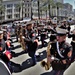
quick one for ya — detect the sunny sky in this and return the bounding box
[64,0,75,9]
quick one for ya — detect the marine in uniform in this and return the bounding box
[0,30,12,72]
[24,22,38,66]
[68,29,75,63]
[42,25,72,75]
[0,30,21,73]
[0,31,6,53]
[39,23,47,47]
[40,29,47,47]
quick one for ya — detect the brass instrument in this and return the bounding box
[40,42,51,70]
[18,33,22,43]
[21,36,26,50]
[19,27,26,50]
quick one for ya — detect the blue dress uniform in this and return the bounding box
[0,30,12,72]
[48,25,72,75]
[68,29,75,63]
[24,22,38,66]
[40,29,47,47]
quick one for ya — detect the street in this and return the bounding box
[11,25,75,75]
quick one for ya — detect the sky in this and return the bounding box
[64,0,75,9]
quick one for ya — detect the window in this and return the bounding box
[27,1,29,2]
[7,4,13,8]
[7,15,12,19]
[28,13,29,17]
[28,8,29,12]
[14,4,18,7]
[14,9,19,12]
[7,9,12,13]
[28,4,29,7]
[25,13,27,17]
[14,14,19,18]
[25,9,27,12]
[25,4,27,7]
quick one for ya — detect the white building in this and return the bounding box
[0,0,32,22]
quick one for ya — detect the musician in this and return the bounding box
[62,19,67,27]
[68,29,75,63]
[22,25,27,37]
[0,30,13,72]
[47,25,72,75]
[0,30,21,73]
[24,22,38,66]
[14,24,22,42]
[14,24,19,42]
[40,23,47,47]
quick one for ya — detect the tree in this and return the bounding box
[40,5,48,19]
[0,1,5,24]
[31,0,33,20]
[37,0,40,19]
[40,0,54,19]
[0,0,2,3]
[47,0,54,19]
[15,4,21,19]
[56,2,63,20]
[37,0,48,19]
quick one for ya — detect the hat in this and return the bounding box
[63,19,66,22]
[39,23,45,26]
[52,17,57,24]
[56,25,68,36]
[26,22,32,26]
[26,21,35,26]
[0,30,3,34]
[1,29,7,32]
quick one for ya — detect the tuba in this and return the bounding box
[40,42,51,70]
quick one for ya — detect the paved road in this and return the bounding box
[11,25,75,75]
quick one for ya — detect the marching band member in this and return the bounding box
[40,23,47,47]
[68,29,75,63]
[0,30,12,73]
[24,22,38,66]
[41,25,72,75]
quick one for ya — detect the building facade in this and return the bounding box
[0,0,74,23]
[32,0,46,19]
[0,0,32,23]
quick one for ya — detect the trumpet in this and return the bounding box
[40,42,51,70]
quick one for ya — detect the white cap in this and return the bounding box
[0,31,3,34]
[56,25,68,35]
